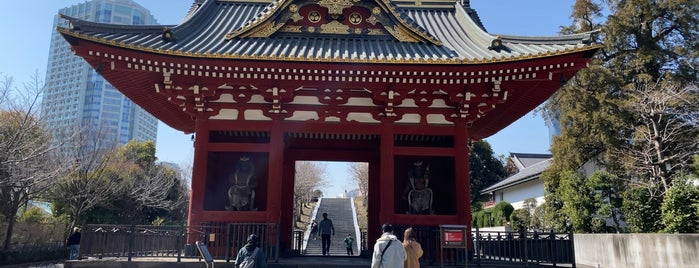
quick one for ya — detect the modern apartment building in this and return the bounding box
[42,0,158,149]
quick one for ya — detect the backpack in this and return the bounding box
[239,247,259,268]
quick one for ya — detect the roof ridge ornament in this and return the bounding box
[488,35,506,52]
[318,0,360,15]
[224,0,441,45]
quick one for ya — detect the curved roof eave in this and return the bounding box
[56,1,601,64]
[58,14,175,34]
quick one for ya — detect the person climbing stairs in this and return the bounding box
[304,198,358,256]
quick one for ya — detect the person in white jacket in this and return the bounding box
[371,224,407,268]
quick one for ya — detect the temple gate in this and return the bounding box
[57,0,599,258]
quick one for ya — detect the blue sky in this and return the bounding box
[0,0,576,197]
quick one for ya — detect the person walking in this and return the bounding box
[371,223,406,268]
[318,212,335,255]
[344,233,354,255]
[234,234,267,268]
[67,226,81,260]
[403,227,423,268]
[310,219,318,240]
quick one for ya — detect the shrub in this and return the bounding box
[18,207,48,224]
[661,177,699,233]
[623,186,663,232]
[492,202,514,225]
[0,243,66,266]
[510,208,531,232]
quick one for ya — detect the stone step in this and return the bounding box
[306,198,358,256]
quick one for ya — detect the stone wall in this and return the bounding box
[574,234,699,268]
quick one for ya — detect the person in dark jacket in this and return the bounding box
[317,212,335,255]
[67,227,81,260]
[235,234,267,268]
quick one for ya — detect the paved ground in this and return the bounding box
[13,258,591,268]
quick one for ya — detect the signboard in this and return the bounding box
[439,225,469,268]
[443,229,465,247]
[195,241,214,264]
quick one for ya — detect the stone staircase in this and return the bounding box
[305,198,358,256]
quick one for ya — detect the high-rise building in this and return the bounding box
[42,0,158,149]
[544,109,561,145]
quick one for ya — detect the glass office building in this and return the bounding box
[42,0,158,149]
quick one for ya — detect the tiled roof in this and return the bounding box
[481,154,551,193]
[57,0,598,64]
[509,152,552,169]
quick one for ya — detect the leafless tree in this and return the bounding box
[110,140,188,223]
[294,161,327,220]
[619,82,699,195]
[177,155,193,188]
[0,72,65,250]
[126,164,185,211]
[50,128,123,229]
[348,162,369,207]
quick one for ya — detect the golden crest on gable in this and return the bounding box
[348,12,363,25]
[318,0,359,15]
[320,21,350,34]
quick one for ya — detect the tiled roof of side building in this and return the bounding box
[481,154,552,194]
[510,152,552,169]
[57,0,599,64]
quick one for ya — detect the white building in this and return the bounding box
[481,153,551,210]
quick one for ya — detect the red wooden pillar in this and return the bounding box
[279,153,296,251]
[367,156,381,247]
[267,120,284,223]
[454,120,470,223]
[187,116,209,243]
[454,120,472,246]
[378,122,395,235]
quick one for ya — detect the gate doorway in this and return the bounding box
[279,137,379,257]
[291,161,370,257]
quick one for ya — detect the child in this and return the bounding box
[344,233,354,255]
[310,220,318,240]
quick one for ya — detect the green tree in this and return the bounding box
[622,186,663,232]
[542,0,699,232]
[558,170,595,232]
[661,177,699,233]
[469,140,506,207]
[76,140,188,224]
[587,171,624,233]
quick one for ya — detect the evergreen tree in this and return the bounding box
[587,171,625,232]
[468,140,506,207]
[542,0,699,232]
[622,186,663,232]
[660,176,699,233]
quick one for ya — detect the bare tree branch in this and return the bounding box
[348,162,369,206]
[0,72,66,249]
[618,82,699,195]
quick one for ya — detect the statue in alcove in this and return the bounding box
[226,156,257,211]
[404,161,434,215]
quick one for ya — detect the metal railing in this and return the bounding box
[291,229,303,255]
[81,225,186,261]
[472,228,575,267]
[79,223,574,267]
[80,223,280,262]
